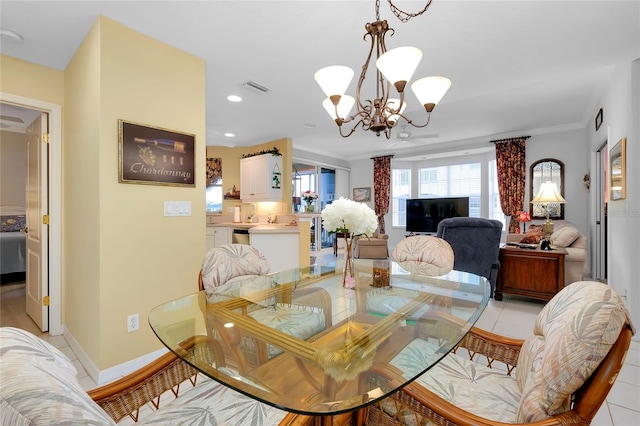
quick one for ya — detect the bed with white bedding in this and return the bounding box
[1,206,27,275]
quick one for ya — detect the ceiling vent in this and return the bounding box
[243,80,270,93]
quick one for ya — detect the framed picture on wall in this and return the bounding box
[118,119,195,187]
[353,187,371,202]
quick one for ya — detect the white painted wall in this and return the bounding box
[586,60,639,337]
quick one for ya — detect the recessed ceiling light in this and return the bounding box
[304,124,316,129]
[224,133,235,138]
[227,95,242,102]
[0,29,23,42]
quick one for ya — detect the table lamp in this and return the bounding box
[517,210,531,232]
[532,180,565,250]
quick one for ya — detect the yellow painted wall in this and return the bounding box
[63,18,102,363]
[0,55,64,103]
[64,17,206,369]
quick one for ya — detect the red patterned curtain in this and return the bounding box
[373,155,392,233]
[494,137,529,233]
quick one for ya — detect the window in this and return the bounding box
[206,185,222,213]
[488,160,506,230]
[392,169,411,226]
[418,163,481,217]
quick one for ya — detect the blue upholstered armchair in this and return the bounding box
[436,217,503,297]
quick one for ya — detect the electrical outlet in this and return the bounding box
[127,313,139,332]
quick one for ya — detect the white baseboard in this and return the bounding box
[64,329,168,386]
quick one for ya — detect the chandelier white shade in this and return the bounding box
[411,76,452,112]
[322,95,355,120]
[386,98,406,124]
[314,66,354,99]
[376,46,422,90]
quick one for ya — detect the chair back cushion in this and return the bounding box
[435,217,503,282]
[391,236,454,276]
[0,327,116,425]
[515,281,634,422]
[201,244,270,290]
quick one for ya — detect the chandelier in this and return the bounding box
[314,0,451,139]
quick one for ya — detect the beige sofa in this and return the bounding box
[353,231,389,259]
[507,221,588,285]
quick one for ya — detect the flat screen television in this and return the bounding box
[405,197,469,233]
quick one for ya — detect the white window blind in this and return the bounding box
[392,168,411,226]
[418,163,481,217]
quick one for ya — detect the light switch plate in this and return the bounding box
[164,201,192,216]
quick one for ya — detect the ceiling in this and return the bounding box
[1,1,638,161]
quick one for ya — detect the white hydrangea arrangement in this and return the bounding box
[321,197,378,237]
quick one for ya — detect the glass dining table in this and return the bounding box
[149,259,490,425]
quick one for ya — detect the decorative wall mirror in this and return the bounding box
[530,158,564,219]
[609,138,626,200]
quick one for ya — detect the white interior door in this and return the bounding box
[25,112,49,331]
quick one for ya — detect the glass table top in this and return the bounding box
[149,259,489,416]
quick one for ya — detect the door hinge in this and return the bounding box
[42,214,50,225]
[43,296,50,306]
[42,133,50,143]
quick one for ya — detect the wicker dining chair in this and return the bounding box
[365,280,635,426]
[198,244,332,372]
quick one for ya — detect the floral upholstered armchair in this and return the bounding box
[366,280,635,425]
[0,327,314,425]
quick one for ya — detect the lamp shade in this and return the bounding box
[314,66,354,98]
[517,211,531,222]
[386,98,407,125]
[322,95,355,120]
[532,181,566,203]
[376,46,422,88]
[411,76,452,112]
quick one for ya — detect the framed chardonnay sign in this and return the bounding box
[118,119,195,187]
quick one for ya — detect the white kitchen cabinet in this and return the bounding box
[240,154,283,202]
[206,227,216,252]
[213,226,231,248]
[250,232,300,272]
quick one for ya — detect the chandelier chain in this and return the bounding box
[386,0,434,23]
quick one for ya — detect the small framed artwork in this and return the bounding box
[595,108,603,131]
[353,187,371,202]
[609,137,626,200]
[119,120,195,187]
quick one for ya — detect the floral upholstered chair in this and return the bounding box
[360,236,456,320]
[0,327,311,425]
[367,280,635,425]
[199,244,331,371]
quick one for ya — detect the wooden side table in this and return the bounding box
[495,245,567,301]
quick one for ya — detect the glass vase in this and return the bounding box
[342,233,355,288]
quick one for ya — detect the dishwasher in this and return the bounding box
[232,228,250,245]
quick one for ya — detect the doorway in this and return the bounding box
[594,142,608,282]
[0,94,62,335]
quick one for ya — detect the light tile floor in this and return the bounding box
[1,261,639,425]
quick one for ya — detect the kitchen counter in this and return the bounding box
[249,224,300,234]
[205,221,311,271]
[208,222,300,233]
